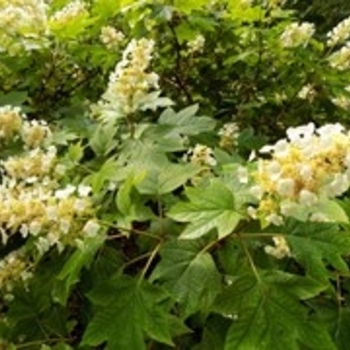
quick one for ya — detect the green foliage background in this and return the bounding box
[1,0,350,349]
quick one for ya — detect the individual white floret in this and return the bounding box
[327,16,350,46]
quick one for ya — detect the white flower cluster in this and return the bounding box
[0,106,23,140]
[21,119,51,149]
[0,105,50,148]
[280,22,315,48]
[250,123,350,225]
[95,38,171,121]
[100,26,125,49]
[0,250,32,295]
[264,236,291,259]
[297,84,316,101]
[0,106,101,276]
[2,146,57,182]
[187,144,217,168]
[0,0,48,53]
[50,0,87,25]
[329,43,350,70]
[327,16,350,46]
[187,35,205,54]
[0,143,100,254]
[331,86,350,109]
[185,144,217,185]
[218,122,239,149]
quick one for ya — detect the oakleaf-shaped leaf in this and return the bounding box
[136,163,199,195]
[82,276,183,349]
[53,236,105,305]
[169,180,242,239]
[284,219,350,280]
[150,240,221,317]
[158,105,216,136]
[212,271,335,350]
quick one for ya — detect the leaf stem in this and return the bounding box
[237,232,283,238]
[99,220,162,240]
[236,233,262,283]
[138,242,162,283]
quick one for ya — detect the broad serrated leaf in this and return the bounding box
[212,271,335,350]
[150,240,221,317]
[193,316,231,350]
[310,301,350,350]
[0,91,27,107]
[169,180,242,239]
[116,172,146,215]
[87,158,119,194]
[53,236,105,305]
[158,105,216,136]
[89,122,118,156]
[284,219,350,280]
[136,163,199,195]
[82,276,182,349]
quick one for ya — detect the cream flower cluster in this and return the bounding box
[327,16,350,46]
[280,22,315,48]
[264,236,291,259]
[250,123,350,225]
[2,146,57,182]
[187,35,205,54]
[0,250,32,295]
[0,106,101,294]
[50,0,87,25]
[0,0,48,53]
[185,144,217,185]
[329,43,350,70]
[0,147,99,255]
[0,105,51,148]
[187,144,217,168]
[100,26,125,49]
[4,183,97,254]
[21,119,51,149]
[0,106,23,140]
[297,84,316,101]
[219,122,239,149]
[95,38,171,121]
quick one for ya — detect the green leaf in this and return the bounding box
[88,158,119,194]
[0,91,27,107]
[136,163,199,195]
[310,301,350,350]
[317,200,349,223]
[92,0,121,18]
[169,180,242,239]
[53,236,105,305]
[67,142,84,164]
[116,172,146,215]
[82,276,182,349]
[158,105,216,136]
[212,271,335,350]
[174,0,207,13]
[115,172,153,229]
[284,220,350,280]
[89,122,118,156]
[150,240,221,317]
[193,315,231,350]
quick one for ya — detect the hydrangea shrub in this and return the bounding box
[1,0,350,349]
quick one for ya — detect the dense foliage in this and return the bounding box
[2,0,350,349]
